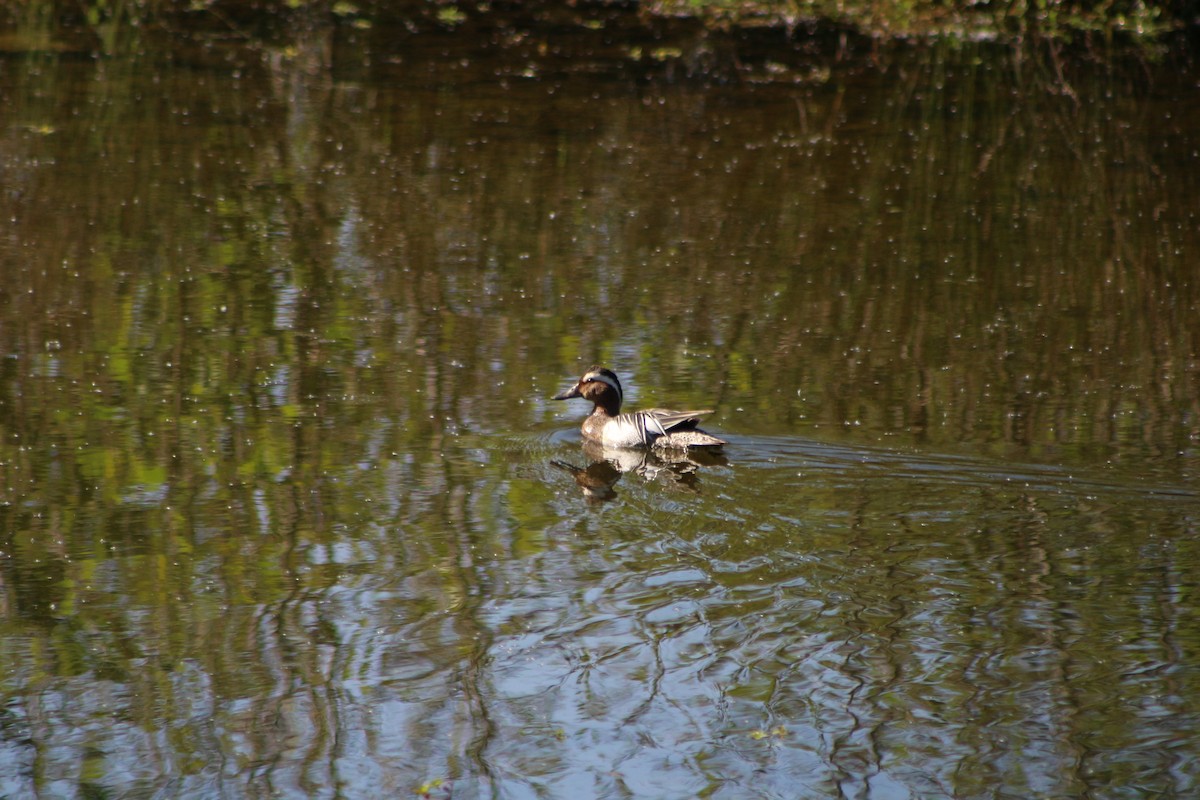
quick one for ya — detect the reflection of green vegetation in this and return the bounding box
[0,0,1187,46]
[435,6,466,26]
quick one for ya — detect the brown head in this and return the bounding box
[552,366,624,416]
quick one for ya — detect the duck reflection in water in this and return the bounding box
[552,440,728,503]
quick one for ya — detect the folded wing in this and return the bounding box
[611,409,715,447]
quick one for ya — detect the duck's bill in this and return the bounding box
[552,385,581,400]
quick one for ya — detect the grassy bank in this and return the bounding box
[0,0,1190,45]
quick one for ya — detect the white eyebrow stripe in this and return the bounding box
[582,371,622,403]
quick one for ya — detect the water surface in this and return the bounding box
[1,26,1198,799]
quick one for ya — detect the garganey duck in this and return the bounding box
[552,366,725,450]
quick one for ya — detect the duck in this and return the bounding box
[552,366,725,450]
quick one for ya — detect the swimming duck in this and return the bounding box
[552,366,725,450]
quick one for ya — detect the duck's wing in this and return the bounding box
[605,409,710,446]
[643,408,725,448]
[640,408,713,432]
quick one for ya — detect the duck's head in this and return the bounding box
[552,366,623,414]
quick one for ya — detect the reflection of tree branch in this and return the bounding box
[973,106,1017,178]
[1047,39,1079,104]
[442,481,498,787]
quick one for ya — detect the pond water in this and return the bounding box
[1,20,1199,799]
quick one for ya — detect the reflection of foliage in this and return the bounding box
[416,776,450,797]
[0,0,1187,47]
